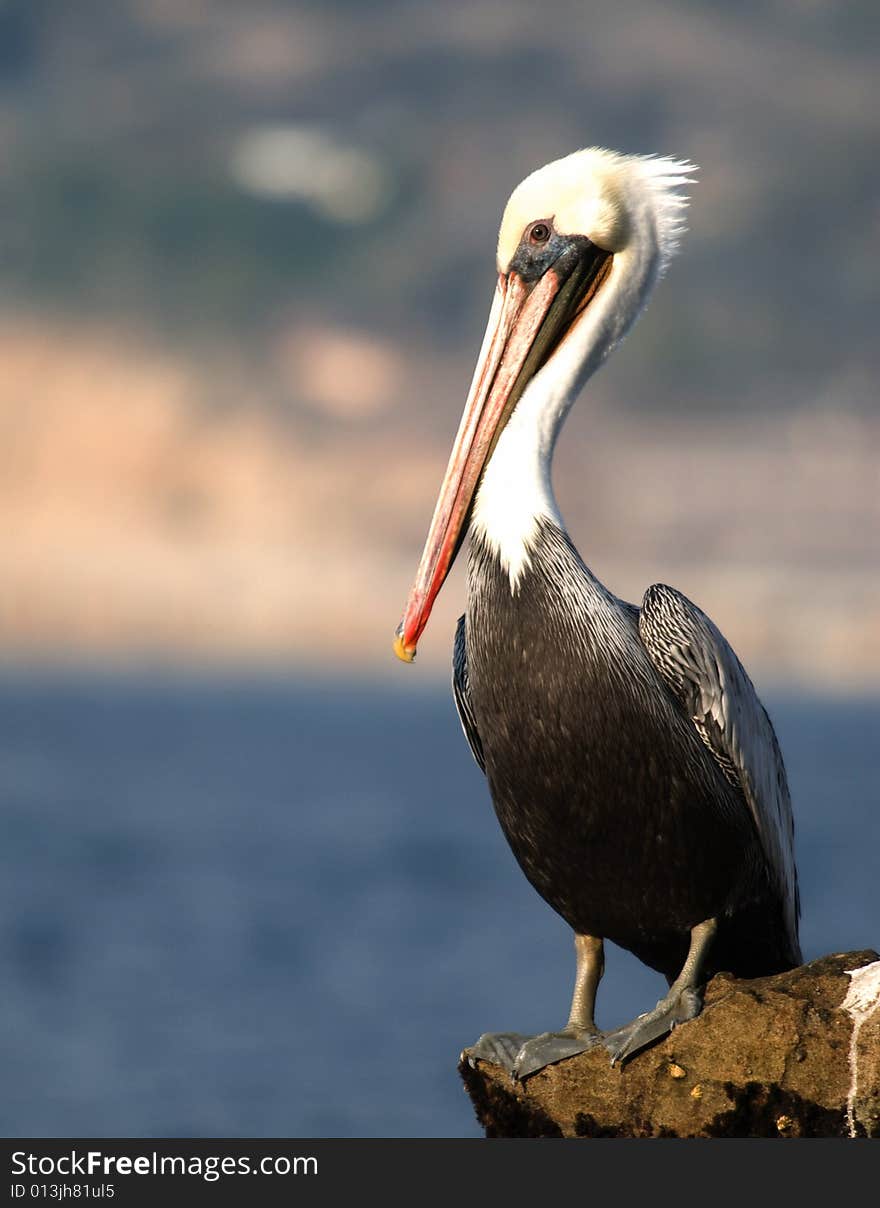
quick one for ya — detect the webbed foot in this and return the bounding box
[603,986,703,1065]
[513,1028,602,1079]
[462,1032,530,1074]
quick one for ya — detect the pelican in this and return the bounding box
[393,148,801,1077]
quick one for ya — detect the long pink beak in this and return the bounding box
[393,266,573,663]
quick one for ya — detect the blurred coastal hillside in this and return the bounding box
[0,0,877,687]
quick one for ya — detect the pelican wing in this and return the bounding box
[452,615,486,773]
[638,583,800,946]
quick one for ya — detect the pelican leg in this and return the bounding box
[509,934,604,1079]
[463,934,605,1077]
[603,917,717,1066]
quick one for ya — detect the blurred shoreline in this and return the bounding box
[2,309,876,692]
[1,1,877,693]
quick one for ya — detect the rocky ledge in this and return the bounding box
[459,950,880,1138]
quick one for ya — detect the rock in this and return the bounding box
[458,950,880,1138]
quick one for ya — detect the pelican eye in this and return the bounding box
[528,221,551,244]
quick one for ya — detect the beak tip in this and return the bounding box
[393,629,417,664]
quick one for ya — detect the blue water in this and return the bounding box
[1,671,877,1137]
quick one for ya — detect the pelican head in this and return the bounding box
[394,148,695,663]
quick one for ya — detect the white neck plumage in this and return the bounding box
[470,219,664,589]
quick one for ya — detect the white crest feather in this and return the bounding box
[626,153,697,275]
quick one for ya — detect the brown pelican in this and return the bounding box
[393,148,801,1077]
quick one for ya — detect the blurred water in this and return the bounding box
[1,671,877,1138]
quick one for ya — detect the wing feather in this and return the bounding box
[639,583,800,949]
[452,614,486,773]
